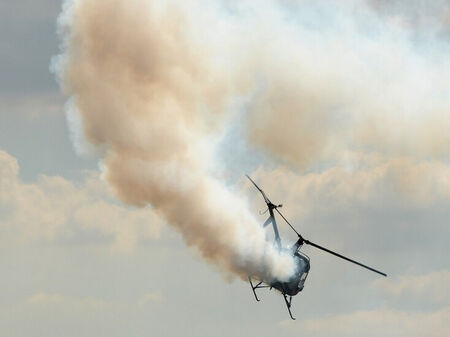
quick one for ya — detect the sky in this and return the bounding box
[0,1,449,336]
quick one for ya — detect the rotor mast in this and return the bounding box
[246,175,282,249]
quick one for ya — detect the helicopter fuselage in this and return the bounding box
[270,251,310,296]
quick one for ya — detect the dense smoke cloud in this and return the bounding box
[52,0,296,282]
[238,0,450,168]
[52,0,449,281]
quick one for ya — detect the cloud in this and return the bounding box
[250,154,450,215]
[373,270,450,309]
[244,154,450,277]
[27,292,107,310]
[27,291,165,310]
[137,291,164,307]
[27,292,105,308]
[0,149,163,252]
[282,306,450,337]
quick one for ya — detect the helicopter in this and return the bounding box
[245,175,387,320]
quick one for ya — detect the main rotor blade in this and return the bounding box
[274,208,301,237]
[262,216,281,250]
[246,175,271,204]
[303,239,387,277]
[275,205,386,276]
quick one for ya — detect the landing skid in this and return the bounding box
[248,277,261,301]
[248,277,296,320]
[283,293,296,320]
[248,277,271,302]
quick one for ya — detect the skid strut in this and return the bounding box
[248,277,271,302]
[248,277,261,302]
[283,294,296,320]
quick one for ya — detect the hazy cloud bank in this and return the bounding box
[0,149,163,252]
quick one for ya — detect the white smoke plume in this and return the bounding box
[52,0,450,281]
[238,0,450,168]
[51,0,296,282]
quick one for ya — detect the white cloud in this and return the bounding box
[373,270,450,308]
[250,154,450,214]
[27,292,108,310]
[247,154,450,237]
[282,306,450,337]
[244,154,450,276]
[0,149,164,252]
[137,291,164,307]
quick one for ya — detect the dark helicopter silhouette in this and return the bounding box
[246,175,387,320]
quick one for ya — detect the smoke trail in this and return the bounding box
[52,0,296,281]
[52,0,449,281]
[235,0,450,168]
